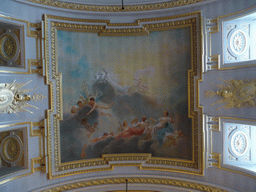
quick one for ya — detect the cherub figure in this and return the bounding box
[86,97,115,116]
[70,98,86,114]
[81,119,91,130]
[70,106,79,114]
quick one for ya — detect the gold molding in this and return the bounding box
[102,154,151,162]
[208,153,221,168]
[30,120,46,172]
[45,11,203,179]
[209,116,219,122]
[40,177,227,192]
[106,191,156,192]
[47,14,199,36]
[31,157,46,173]
[27,22,41,38]
[206,115,221,168]
[27,0,207,12]
[27,59,44,75]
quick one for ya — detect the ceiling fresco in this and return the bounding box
[44,12,203,179]
[58,28,192,162]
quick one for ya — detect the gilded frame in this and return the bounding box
[44,11,203,179]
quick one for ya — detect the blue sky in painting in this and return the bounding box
[57,28,191,132]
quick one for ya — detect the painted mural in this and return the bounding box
[57,28,192,163]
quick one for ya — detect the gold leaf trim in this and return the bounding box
[27,0,207,12]
[41,177,227,192]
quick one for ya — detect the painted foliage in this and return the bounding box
[57,28,192,162]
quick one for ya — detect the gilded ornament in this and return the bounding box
[0,81,37,115]
[41,177,227,192]
[27,0,207,12]
[0,33,19,61]
[209,78,256,110]
[6,138,19,159]
[204,90,216,97]
[32,93,46,102]
[4,38,15,56]
[0,133,23,166]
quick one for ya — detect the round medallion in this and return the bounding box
[0,33,19,61]
[36,94,45,101]
[0,135,23,164]
[230,131,248,156]
[230,30,247,55]
[205,90,216,97]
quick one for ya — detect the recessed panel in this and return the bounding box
[0,128,27,178]
[45,12,202,179]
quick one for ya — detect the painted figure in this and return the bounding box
[86,97,115,116]
[77,100,85,110]
[151,111,174,134]
[132,116,149,130]
[142,111,175,146]
[70,106,78,114]
[152,110,175,146]
[116,117,147,140]
[81,119,91,130]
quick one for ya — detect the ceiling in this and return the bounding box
[0,0,256,192]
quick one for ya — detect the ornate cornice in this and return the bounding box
[26,0,207,12]
[41,177,227,192]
